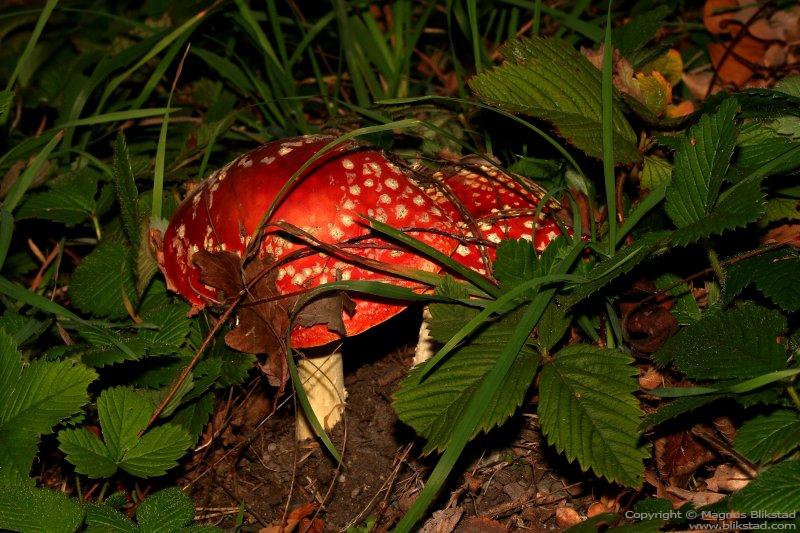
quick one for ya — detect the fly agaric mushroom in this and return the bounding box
[155,135,463,440]
[413,161,567,365]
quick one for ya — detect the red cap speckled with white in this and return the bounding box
[423,162,566,272]
[157,135,459,348]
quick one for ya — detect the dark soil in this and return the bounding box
[183,308,598,531]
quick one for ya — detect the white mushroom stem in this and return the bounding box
[413,306,435,367]
[296,350,347,441]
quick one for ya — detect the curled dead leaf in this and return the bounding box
[555,506,583,528]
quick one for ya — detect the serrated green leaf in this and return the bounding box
[669,176,765,246]
[775,75,800,97]
[641,155,672,191]
[138,303,191,351]
[59,387,191,479]
[665,98,738,228]
[0,482,84,533]
[98,387,153,461]
[653,304,787,379]
[761,197,800,225]
[84,487,220,533]
[729,460,800,514]
[69,241,136,319]
[85,504,136,533]
[394,309,539,453]
[726,249,800,312]
[16,170,98,225]
[642,394,727,428]
[136,487,194,532]
[736,122,800,176]
[172,393,215,442]
[120,423,192,478]
[493,239,542,290]
[112,133,140,250]
[735,410,800,464]
[537,299,571,352]
[538,344,647,487]
[469,36,640,163]
[0,329,96,480]
[79,337,148,368]
[57,428,118,478]
[565,232,670,308]
[612,5,672,57]
[426,276,474,343]
[655,273,701,325]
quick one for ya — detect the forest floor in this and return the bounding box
[183,309,598,531]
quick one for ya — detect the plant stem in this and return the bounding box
[787,384,800,411]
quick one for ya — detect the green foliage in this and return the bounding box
[16,169,106,226]
[641,155,672,191]
[394,304,539,453]
[729,460,800,514]
[612,5,672,58]
[113,133,141,251]
[726,249,800,312]
[84,487,221,532]
[665,99,764,245]
[68,242,137,320]
[59,387,192,478]
[469,36,640,163]
[734,410,800,464]
[538,344,647,487]
[654,304,787,379]
[0,329,96,480]
[4,2,800,530]
[0,481,84,533]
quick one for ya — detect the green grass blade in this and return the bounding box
[151,45,189,223]
[5,0,59,91]
[467,0,482,73]
[602,4,617,255]
[616,184,667,246]
[97,5,213,113]
[418,272,585,381]
[0,210,13,272]
[366,218,500,298]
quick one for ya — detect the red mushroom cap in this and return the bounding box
[158,135,460,348]
[422,162,568,272]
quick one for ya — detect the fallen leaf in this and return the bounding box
[763,43,788,68]
[193,250,294,391]
[259,503,318,533]
[457,516,507,532]
[708,36,767,87]
[667,486,727,507]
[655,429,716,487]
[419,508,464,533]
[555,507,582,528]
[642,49,684,86]
[704,0,740,35]
[682,70,720,100]
[639,367,664,390]
[705,463,752,492]
[665,100,696,118]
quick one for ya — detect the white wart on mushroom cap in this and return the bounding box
[158,135,461,348]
